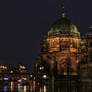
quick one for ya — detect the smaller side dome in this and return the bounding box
[86,26,92,38]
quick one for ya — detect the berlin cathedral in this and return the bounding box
[35,4,92,92]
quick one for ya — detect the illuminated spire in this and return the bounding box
[61,3,66,18]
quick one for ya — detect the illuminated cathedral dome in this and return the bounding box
[48,18,79,35]
[48,4,80,37]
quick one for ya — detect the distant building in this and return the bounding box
[0,64,32,91]
[0,64,30,81]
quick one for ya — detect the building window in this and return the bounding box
[60,41,70,49]
[51,40,58,48]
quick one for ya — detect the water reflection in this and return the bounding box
[0,80,79,92]
[1,81,30,92]
[4,85,8,92]
[18,83,21,92]
[10,81,14,92]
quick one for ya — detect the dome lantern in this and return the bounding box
[48,3,80,37]
[61,3,66,18]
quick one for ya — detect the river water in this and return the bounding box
[0,79,79,92]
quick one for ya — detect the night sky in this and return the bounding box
[0,0,92,70]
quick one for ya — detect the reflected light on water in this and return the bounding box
[44,85,46,92]
[30,82,33,91]
[39,85,47,92]
[18,83,22,92]
[4,85,8,92]
[11,81,14,92]
[33,79,36,91]
[0,79,79,92]
[40,87,43,92]
[23,85,27,92]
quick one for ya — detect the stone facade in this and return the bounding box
[35,4,92,92]
[36,5,83,77]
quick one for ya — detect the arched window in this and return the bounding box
[51,39,59,48]
[60,40,70,49]
[72,40,77,48]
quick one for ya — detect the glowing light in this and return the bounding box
[43,75,47,79]
[23,77,27,80]
[20,65,26,69]
[33,79,36,91]
[0,65,7,69]
[23,85,27,92]
[40,67,44,70]
[18,84,22,91]
[30,75,32,78]
[10,70,13,73]
[4,85,8,91]
[18,79,22,83]
[44,85,47,92]
[3,78,9,81]
[10,81,14,91]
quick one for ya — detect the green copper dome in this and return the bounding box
[48,18,80,36]
[86,28,92,37]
